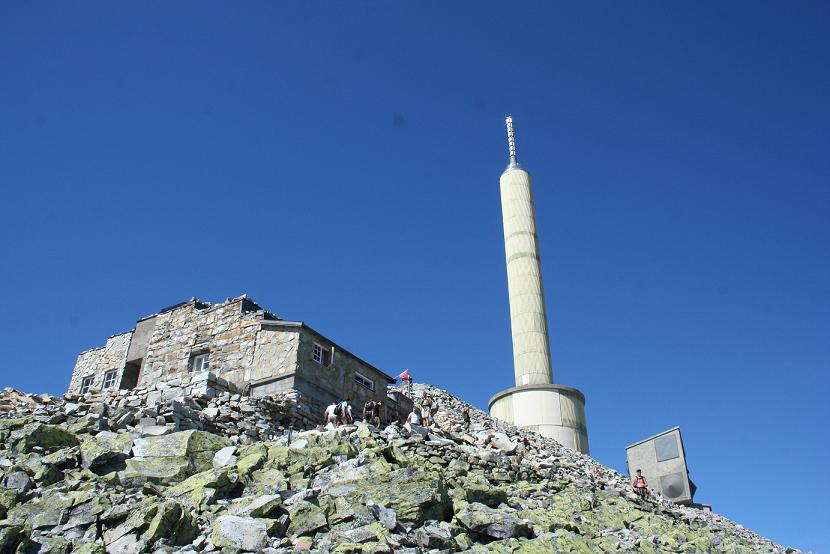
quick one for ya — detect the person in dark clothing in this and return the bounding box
[373,401,383,428]
[363,400,375,424]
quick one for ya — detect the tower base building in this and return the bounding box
[489,384,589,453]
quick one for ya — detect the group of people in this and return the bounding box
[323,398,353,426]
[323,397,385,428]
[328,394,651,502]
[405,392,434,428]
[323,392,475,432]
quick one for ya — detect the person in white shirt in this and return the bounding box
[405,408,421,430]
[323,403,337,425]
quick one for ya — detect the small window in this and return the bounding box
[312,343,331,366]
[354,372,374,391]
[191,352,210,372]
[102,370,118,389]
[655,435,680,462]
[80,376,94,394]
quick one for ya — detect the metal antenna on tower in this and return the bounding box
[505,115,518,167]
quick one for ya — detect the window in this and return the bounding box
[312,343,331,366]
[654,435,680,462]
[191,352,210,372]
[80,376,94,394]
[354,372,374,391]
[103,370,118,389]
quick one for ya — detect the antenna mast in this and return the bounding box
[505,115,518,167]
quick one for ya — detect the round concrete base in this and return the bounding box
[488,384,589,454]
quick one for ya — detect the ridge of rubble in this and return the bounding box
[0,384,804,553]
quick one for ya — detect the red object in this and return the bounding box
[397,369,412,381]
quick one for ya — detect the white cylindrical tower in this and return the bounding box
[489,116,590,454]
[500,115,553,387]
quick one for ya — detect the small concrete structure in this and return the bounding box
[488,116,589,453]
[625,426,696,505]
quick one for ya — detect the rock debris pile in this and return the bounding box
[1,385,301,446]
[0,384,801,553]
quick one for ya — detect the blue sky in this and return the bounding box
[1,2,828,551]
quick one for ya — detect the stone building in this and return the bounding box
[68,295,411,423]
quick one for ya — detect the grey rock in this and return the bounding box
[213,446,237,468]
[211,515,268,551]
[3,471,33,493]
[455,502,534,539]
[368,501,397,531]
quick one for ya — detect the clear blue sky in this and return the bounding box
[1,2,827,551]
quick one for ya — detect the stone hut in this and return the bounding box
[68,295,411,423]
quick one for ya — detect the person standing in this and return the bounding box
[337,398,351,426]
[344,398,353,425]
[462,406,471,431]
[362,399,374,423]
[420,393,433,427]
[373,401,383,428]
[632,469,649,500]
[405,408,421,430]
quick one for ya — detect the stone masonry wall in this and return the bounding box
[249,326,300,383]
[67,332,132,394]
[138,299,263,389]
[295,327,393,422]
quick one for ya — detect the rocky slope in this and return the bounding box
[0,384,801,553]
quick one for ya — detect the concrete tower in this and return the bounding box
[488,116,590,454]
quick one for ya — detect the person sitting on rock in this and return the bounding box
[420,393,433,427]
[632,469,649,499]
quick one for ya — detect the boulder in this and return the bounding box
[7,492,76,529]
[15,423,79,452]
[231,494,282,518]
[121,430,232,485]
[455,502,534,540]
[2,471,32,494]
[464,482,508,508]
[332,467,450,526]
[368,501,397,531]
[213,445,237,468]
[288,500,328,536]
[489,432,517,454]
[164,467,238,509]
[80,431,133,470]
[211,515,268,551]
[143,500,197,545]
[414,522,455,550]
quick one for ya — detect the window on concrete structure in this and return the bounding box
[312,343,331,366]
[80,376,94,394]
[655,435,680,462]
[191,352,210,372]
[354,372,375,391]
[103,370,118,389]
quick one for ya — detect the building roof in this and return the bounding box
[261,319,397,383]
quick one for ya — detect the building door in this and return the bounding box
[120,361,141,390]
